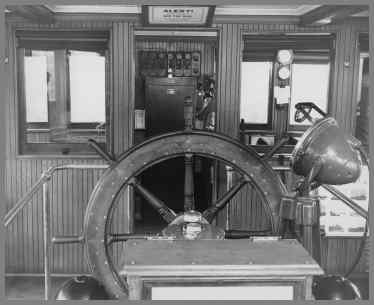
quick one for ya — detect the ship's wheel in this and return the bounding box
[83,130,287,299]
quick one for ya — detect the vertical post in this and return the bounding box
[43,181,52,300]
[225,166,233,231]
[184,154,195,211]
[295,197,321,265]
[127,276,143,300]
[184,96,195,211]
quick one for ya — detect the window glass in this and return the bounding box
[24,52,52,123]
[319,165,369,237]
[290,63,330,125]
[69,51,106,123]
[240,62,272,124]
[18,35,108,154]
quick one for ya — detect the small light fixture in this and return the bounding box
[277,49,294,65]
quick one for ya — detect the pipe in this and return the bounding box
[52,235,84,244]
[4,164,109,227]
[321,184,368,220]
[43,182,51,300]
[4,173,49,227]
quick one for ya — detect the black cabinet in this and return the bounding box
[145,77,197,137]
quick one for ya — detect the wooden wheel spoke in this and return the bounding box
[184,153,195,211]
[129,178,177,223]
[202,178,249,223]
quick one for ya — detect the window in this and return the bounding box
[289,61,330,127]
[319,164,369,237]
[240,61,272,126]
[240,34,333,135]
[17,31,109,155]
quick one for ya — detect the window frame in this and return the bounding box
[240,58,275,130]
[240,34,335,144]
[288,54,332,132]
[16,30,110,156]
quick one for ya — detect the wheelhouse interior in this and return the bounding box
[2,3,370,300]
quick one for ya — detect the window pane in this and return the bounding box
[69,51,106,123]
[24,53,49,122]
[240,62,271,124]
[290,63,330,125]
[319,165,369,237]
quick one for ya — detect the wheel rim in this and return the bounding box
[83,130,287,298]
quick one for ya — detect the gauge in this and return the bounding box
[278,66,291,80]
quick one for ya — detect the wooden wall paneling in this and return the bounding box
[109,21,134,267]
[330,22,362,133]
[348,30,361,134]
[321,237,368,275]
[320,231,366,275]
[4,19,132,274]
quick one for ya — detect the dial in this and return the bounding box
[278,66,291,80]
